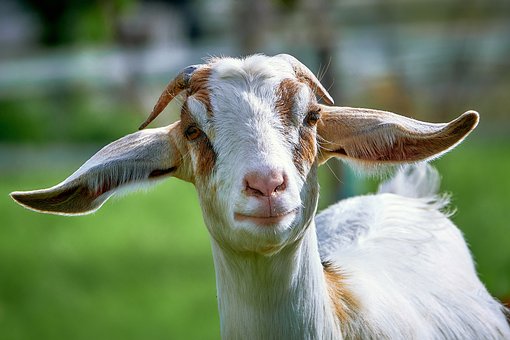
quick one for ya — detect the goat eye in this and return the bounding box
[184,125,202,140]
[305,109,321,126]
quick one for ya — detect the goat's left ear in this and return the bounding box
[10,122,191,215]
[317,106,479,165]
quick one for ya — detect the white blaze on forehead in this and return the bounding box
[206,56,302,171]
[211,55,296,81]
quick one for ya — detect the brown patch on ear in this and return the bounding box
[317,107,480,164]
[189,67,213,115]
[333,118,475,163]
[323,261,359,326]
[349,112,478,162]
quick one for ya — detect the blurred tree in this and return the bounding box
[19,0,134,45]
[373,0,415,117]
[233,0,272,54]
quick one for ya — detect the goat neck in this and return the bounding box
[210,220,341,339]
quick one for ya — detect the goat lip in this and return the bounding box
[234,208,298,226]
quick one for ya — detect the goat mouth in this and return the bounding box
[234,208,298,226]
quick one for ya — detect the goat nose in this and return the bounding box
[244,170,287,197]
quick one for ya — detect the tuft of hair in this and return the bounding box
[377,163,452,215]
[378,163,439,198]
[338,158,398,179]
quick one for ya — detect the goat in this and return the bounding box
[10,54,510,339]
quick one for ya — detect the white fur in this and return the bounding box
[196,56,311,255]
[317,164,509,339]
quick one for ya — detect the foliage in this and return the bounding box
[0,94,141,144]
[18,0,134,45]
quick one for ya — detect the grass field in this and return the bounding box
[1,138,509,339]
[1,173,220,339]
[434,139,510,299]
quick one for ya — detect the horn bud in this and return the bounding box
[276,54,334,105]
[139,64,204,130]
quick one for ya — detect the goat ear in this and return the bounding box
[10,122,191,215]
[317,106,479,165]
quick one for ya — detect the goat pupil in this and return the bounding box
[185,126,201,140]
[306,111,320,126]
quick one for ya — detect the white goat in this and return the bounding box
[11,54,510,339]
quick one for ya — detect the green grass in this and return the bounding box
[0,138,509,339]
[0,171,220,340]
[434,138,510,299]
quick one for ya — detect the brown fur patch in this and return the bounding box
[275,78,300,127]
[337,133,459,163]
[276,79,318,175]
[323,262,359,326]
[180,102,195,130]
[180,103,216,178]
[318,107,479,164]
[195,136,216,177]
[168,121,195,183]
[293,127,317,176]
[189,67,213,115]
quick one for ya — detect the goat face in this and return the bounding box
[10,54,479,256]
[185,56,325,254]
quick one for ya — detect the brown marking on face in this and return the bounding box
[276,79,319,176]
[189,67,213,115]
[167,121,195,183]
[323,261,359,326]
[296,75,316,95]
[180,103,216,179]
[293,127,317,176]
[275,78,300,128]
[195,135,216,178]
[180,102,195,131]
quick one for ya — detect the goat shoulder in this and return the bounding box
[316,165,510,339]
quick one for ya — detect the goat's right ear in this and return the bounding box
[316,106,479,166]
[10,122,191,215]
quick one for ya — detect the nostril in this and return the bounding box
[245,183,265,197]
[243,170,287,197]
[275,182,286,193]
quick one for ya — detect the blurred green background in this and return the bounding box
[1,0,509,339]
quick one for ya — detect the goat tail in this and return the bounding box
[377,163,442,199]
